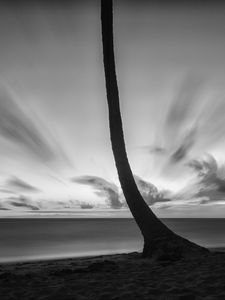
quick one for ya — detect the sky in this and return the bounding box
[1,0,225,217]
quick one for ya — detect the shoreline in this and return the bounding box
[1,249,225,299]
[1,246,225,264]
[0,246,225,265]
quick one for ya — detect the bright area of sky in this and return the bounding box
[1,1,225,217]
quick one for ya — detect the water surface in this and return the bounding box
[0,218,225,263]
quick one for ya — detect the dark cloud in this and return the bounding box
[187,154,225,201]
[0,84,71,165]
[134,175,170,205]
[72,175,123,209]
[5,176,40,193]
[79,202,94,209]
[6,195,40,210]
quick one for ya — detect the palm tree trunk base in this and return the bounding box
[142,234,209,261]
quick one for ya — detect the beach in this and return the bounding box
[1,218,225,299]
[1,249,225,300]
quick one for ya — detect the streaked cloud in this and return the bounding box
[170,125,197,163]
[5,176,40,193]
[0,83,71,166]
[141,76,203,169]
[165,76,202,141]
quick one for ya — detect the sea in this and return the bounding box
[0,218,225,263]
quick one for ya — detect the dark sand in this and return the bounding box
[0,249,225,300]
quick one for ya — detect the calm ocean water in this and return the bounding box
[0,218,225,263]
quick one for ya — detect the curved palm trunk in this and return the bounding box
[101,0,208,258]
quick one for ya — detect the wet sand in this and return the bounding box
[0,249,225,300]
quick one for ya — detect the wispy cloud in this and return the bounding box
[140,145,167,156]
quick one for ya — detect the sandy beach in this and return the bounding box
[0,249,225,300]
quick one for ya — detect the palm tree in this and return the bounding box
[101,0,208,258]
